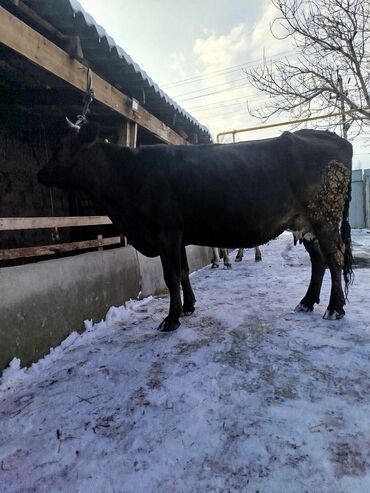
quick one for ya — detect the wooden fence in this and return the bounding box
[0,216,122,261]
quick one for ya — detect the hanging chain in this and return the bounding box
[75,68,94,125]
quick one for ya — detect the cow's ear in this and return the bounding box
[78,122,100,145]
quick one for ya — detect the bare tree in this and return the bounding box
[245,0,370,137]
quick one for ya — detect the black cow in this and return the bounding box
[38,122,353,331]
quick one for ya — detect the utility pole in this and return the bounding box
[337,70,349,140]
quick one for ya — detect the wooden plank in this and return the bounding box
[0,216,112,231]
[0,236,121,260]
[0,6,188,145]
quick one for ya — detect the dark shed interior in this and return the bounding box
[0,0,212,265]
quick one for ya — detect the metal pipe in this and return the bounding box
[216,106,366,142]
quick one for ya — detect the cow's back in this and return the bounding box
[125,130,352,249]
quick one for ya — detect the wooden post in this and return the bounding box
[97,234,103,251]
[116,120,136,250]
[116,120,137,247]
[117,120,138,148]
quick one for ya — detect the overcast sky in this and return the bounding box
[77,0,368,167]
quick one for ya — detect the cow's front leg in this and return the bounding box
[158,236,183,332]
[181,245,196,315]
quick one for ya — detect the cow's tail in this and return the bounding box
[341,177,354,300]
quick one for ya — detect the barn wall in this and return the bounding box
[0,130,120,262]
[0,245,212,372]
[0,132,71,249]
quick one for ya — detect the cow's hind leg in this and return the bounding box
[304,159,351,319]
[254,246,262,262]
[317,228,346,319]
[235,248,244,262]
[158,235,183,332]
[295,238,326,313]
[221,248,232,269]
[181,245,196,316]
[211,247,220,268]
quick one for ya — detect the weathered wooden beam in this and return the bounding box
[0,236,121,260]
[0,216,112,231]
[0,6,188,145]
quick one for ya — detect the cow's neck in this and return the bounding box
[77,143,135,230]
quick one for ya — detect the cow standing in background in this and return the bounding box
[38,123,353,331]
[211,247,262,268]
[235,247,262,263]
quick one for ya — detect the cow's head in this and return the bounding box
[37,119,100,189]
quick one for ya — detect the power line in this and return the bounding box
[177,81,253,103]
[162,66,244,89]
[171,75,253,99]
[162,50,297,89]
[173,54,303,104]
[187,95,250,111]
[189,101,249,113]
[188,95,268,113]
[186,91,273,111]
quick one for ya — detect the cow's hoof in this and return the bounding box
[323,309,345,320]
[183,305,195,316]
[235,257,242,262]
[294,303,313,313]
[255,257,262,262]
[158,317,180,332]
[224,264,232,270]
[211,263,219,269]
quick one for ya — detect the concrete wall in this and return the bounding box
[350,170,365,228]
[349,169,370,229]
[364,170,370,229]
[0,245,212,372]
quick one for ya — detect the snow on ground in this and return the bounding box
[1,231,370,493]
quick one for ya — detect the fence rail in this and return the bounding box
[0,216,121,261]
[0,216,112,231]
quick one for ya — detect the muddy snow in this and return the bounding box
[1,231,370,492]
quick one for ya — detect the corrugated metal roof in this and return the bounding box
[26,0,212,143]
